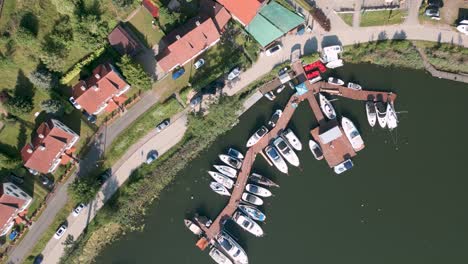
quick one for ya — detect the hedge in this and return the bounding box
[60,46,106,84]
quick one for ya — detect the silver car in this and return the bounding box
[156,119,170,132]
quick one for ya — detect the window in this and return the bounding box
[6,187,13,192]
[13,193,19,198]
[20,192,27,197]
[10,185,18,190]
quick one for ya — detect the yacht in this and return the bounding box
[184,219,203,235]
[214,165,237,178]
[347,82,362,90]
[246,126,269,147]
[365,101,377,127]
[308,139,323,160]
[208,171,234,189]
[210,182,231,196]
[238,204,266,222]
[219,154,242,169]
[233,211,264,237]
[375,102,387,128]
[249,173,280,188]
[209,247,233,264]
[334,159,354,174]
[341,116,365,151]
[227,148,244,160]
[245,184,272,197]
[268,109,283,128]
[264,146,288,174]
[327,77,344,86]
[386,102,398,130]
[273,137,300,167]
[281,128,302,151]
[217,232,249,264]
[242,192,264,206]
[319,93,336,119]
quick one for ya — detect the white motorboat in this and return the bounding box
[347,82,362,90]
[327,77,344,86]
[210,182,231,196]
[214,165,237,178]
[184,219,203,235]
[264,146,288,174]
[233,211,264,237]
[334,159,354,174]
[319,93,336,119]
[227,148,244,160]
[281,128,302,151]
[386,102,398,130]
[308,139,323,160]
[249,173,280,188]
[242,192,263,206]
[273,137,300,167]
[246,126,269,147]
[264,91,276,101]
[365,101,377,127]
[246,184,272,197]
[217,232,248,264]
[268,109,283,128]
[341,117,365,151]
[276,84,286,94]
[326,59,343,69]
[208,171,234,189]
[238,204,266,222]
[209,247,233,264]
[375,102,387,128]
[219,154,242,169]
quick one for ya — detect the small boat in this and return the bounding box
[347,82,362,90]
[242,192,263,206]
[184,219,203,235]
[249,173,280,188]
[308,139,323,160]
[210,182,231,196]
[246,184,272,197]
[264,91,276,101]
[319,93,336,119]
[341,117,364,151]
[325,59,344,69]
[281,128,302,151]
[227,148,244,160]
[273,137,300,167]
[386,102,398,130]
[334,159,354,174]
[219,154,242,169]
[375,102,387,128]
[217,232,248,264]
[365,101,377,127]
[208,171,234,189]
[209,247,233,264]
[264,146,288,174]
[268,109,283,128]
[276,84,286,94]
[214,165,237,178]
[238,204,266,222]
[246,126,269,147]
[233,211,264,237]
[327,77,344,86]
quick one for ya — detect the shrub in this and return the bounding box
[311,8,331,31]
[117,55,152,91]
[60,46,106,84]
[113,0,135,8]
[28,69,57,90]
[68,178,100,203]
[41,99,63,114]
[5,95,33,115]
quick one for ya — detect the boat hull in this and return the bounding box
[233,211,264,237]
[376,102,387,128]
[219,154,242,169]
[264,146,288,174]
[246,184,272,197]
[208,171,234,189]
[319,93,336,119]
[341,116,365,151]
[238,205,266,222]
[281,128,302,151]
[246,126,268,147]
[249,173,280,188]
[366,101,377,127]
[209,247,234,264]
[308,140,323,160]
[242,192,264,206]
[214,165,237,178]
[210,182,231,196]
[273,137,300,167]
[386,102,398,130]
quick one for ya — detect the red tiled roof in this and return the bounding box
[216,0,262,25]
[213,7,231,31]
[142,0,159,17]
[157,18,221,72]
[108,24,142,56]
[72,64,130,114]
[0,203,16,233]
[21,120,77,174]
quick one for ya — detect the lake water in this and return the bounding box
[96,64,468,264]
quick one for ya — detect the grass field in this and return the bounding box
[126,8,165,48]
[360,9,407,27]
[413,41,468,74]
[338,13,354,26]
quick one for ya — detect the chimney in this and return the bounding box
[38,133,44,139]
[27,148,33,154]
[95,73,101,79]
[39,144,46,151]
[176,35,181,40]
[93,85,99,91]
[195,21,200,26]
[80,85,86,91]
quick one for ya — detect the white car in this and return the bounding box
[194,58,205,69]
[72,203,86,217]
[54,225,67,239]
[265,44,282,56]
[227,67,241,81]
[69,97,81,109]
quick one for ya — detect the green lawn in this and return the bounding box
[0,0,16,31]
[360,9,407,27]
[126,8,165,48]
[338,13,354,26]
[413,41,468,74]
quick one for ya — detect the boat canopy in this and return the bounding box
[319,126,342,144]
[294,82,308,95]
[279,72,292,84]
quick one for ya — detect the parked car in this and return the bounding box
[83,111,97,124]
[227,67,241,81]
[33,254,43,264]
[39,175,53,188]
[72,203,86,217]
[265,44,282,56]
[156,119,170,132]
[427,0,443,8]
[425,6,440,19]
[54,225,67,239]
[172,68,185,80]
[9,173,24,185]
[190,95,202,108]
[194,58,205,69]
[98,169,112,185]
[146,151,159,164]
[69,97,81,110]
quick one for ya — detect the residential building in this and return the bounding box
[215,0,262,26]
[108,23,142,57]
[0,182,32,236]
[70,63,131,115]
[21,119,79,175]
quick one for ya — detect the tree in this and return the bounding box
[62,234,75,247]
[28,69,57,90]
[68,178,100,203]
[41,99,63,114]
[117,55,152,91]
[158,7,182,32]
[41,15,74,71]
[0,152,21,169]
[5,95,33,115]
[112,0,135,8]
[74,15,109,50]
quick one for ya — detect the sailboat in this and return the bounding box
[249,173,280,188]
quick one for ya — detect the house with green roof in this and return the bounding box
[246,1,304,47]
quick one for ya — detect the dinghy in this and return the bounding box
[233,211,264,237]
[386,102,398,130]
[208,171,234,189]
[219,154,242,169]
[184,219,203,235]
[273,137,300,167]
[347,82,362,90]
[214,165,237,178]
[246,126,269,147]
[246,184,272,197]
[341,117,364,151]
[227,148,244,160]
[209,247,234,264]
[264,91,276,101]
[308,139,323,160]
[264,146,288,174]
[281,128,302,151]
[327,77,344,86]
[365,101,376,127]
[334,159,354,174]
[217,232,248,264]
[242,192,263,206]
[238,204,266,222]
[210,182,231,196]
[249,173,280,188]
[319,93,336,119]
[268,109,283,128]
[375,102,387,128]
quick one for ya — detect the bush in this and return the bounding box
[117,55,152,91]
[0,152,21,169]
[41,99,63,114]
[113,0,135,8]
[28,69,57,90]
[68,178,100,203]
[311,8,331,31]
[5,95,33,115]
[60,46,106,84]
